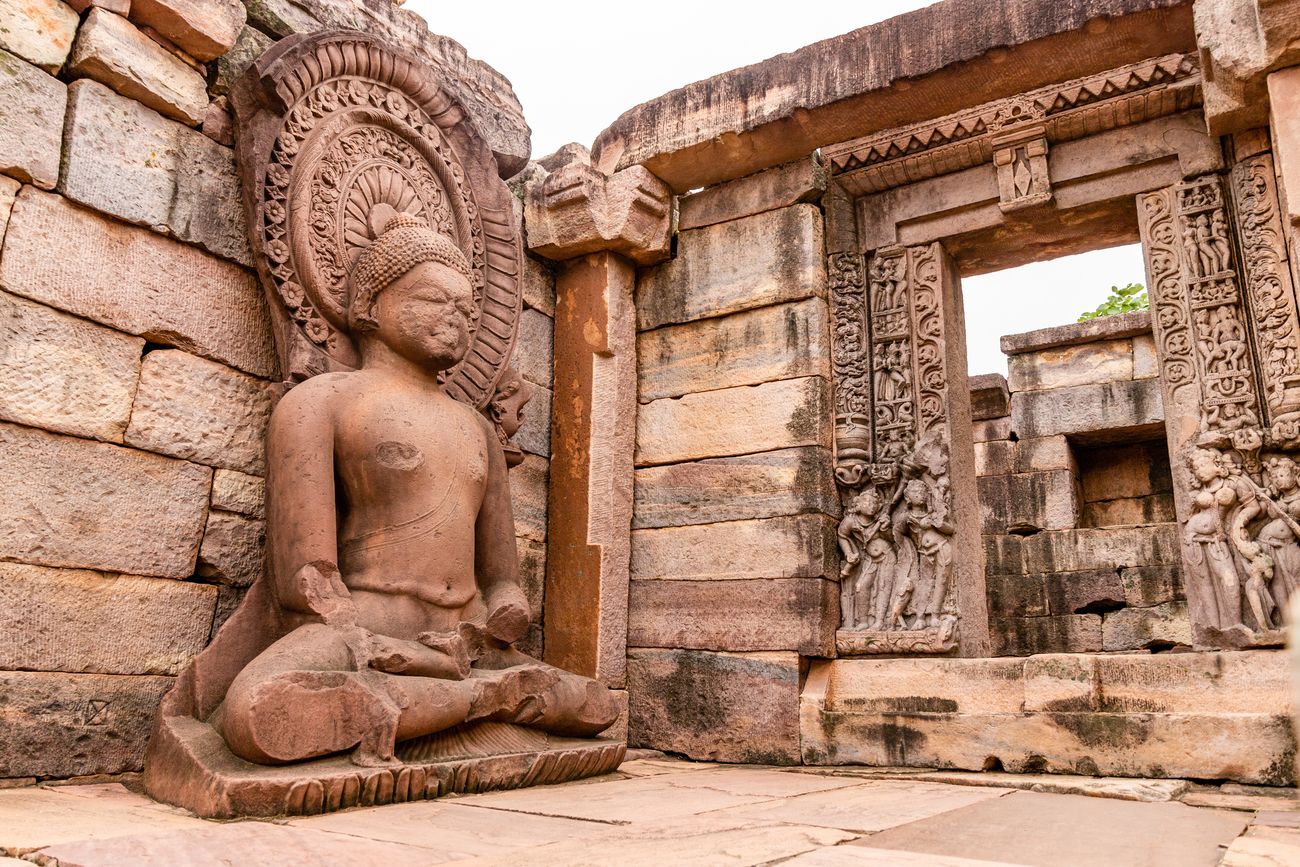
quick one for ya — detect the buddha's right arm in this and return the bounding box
[265,379,357,624]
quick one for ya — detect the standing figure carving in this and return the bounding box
[144,31,621,819]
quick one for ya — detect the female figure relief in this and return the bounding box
[1258,455,1300,620]
[837,487,898,630]
[1183,448,1252,630]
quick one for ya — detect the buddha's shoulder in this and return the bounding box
[272,372,358,418]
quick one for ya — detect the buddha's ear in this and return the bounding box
[367,203,400,240]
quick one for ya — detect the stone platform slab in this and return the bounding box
[801,651,1296,785]
[3,759,1287,866]
[142,715,624,819]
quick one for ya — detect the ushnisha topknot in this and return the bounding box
[348,210,473,331]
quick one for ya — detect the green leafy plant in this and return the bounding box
[1078,282,1148,322]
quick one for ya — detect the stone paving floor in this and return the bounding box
[1,757,1298,866]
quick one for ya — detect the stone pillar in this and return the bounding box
[524,158,672,685]
[830,241,988,657]
[1136,170,1300,648]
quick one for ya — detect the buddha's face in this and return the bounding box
[373,261,474,371]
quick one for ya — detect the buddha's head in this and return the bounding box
[348,210,474,371]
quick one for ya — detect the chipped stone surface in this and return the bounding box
[0,49,65,188]
[0,0,79,72]
[678,156,827,231]
[210,468,264,517]
[975,436,1074,477]
[196,510,265,588]
[68,9,208,125]
[0,671,173,778]
[0,290,143,442]
[969,373,1010,421]
[514,307,553,389]
[1101,601,1191,650]
[628,577,838,655]
[168,127,251,265]
[125,349,271,473]
[514,380,551,458]
[628,649,802,764]
[636,376,830,466]
[508,453,547,542]
[637,298,830,402]
[521,252,555,316]
[0,188,275,378]
[0,422,210,578]
[637,205,826,331]
[127,0,244,61]
[978,470,1079,534]
[633,446,838,529]
[0,562,215,675]
[632,514,837,581]
[211,24,271,97]
[1007,338,1135,392]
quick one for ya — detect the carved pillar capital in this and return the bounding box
[524,162,673,265]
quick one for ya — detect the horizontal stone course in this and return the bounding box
[1007,338,1135,393]
[989,525,1180,576]
[636,376,829,466]
[994,614,1103,655]
[0,290,143,442]
[631,514,837,581]
[125,349,272,474]
[677,156,826,231]
[0,562,216,675]
[627,578,837,655]
[0,422,210,578]
[978,470,1078,534]
[628,648,801,764]
[637,298,830,402]
[633,446,838,529]
[637,205,825,331]
[1011,378,1164,439]
[0,49,65,189]
[68,8,208,125]
[0,670,173,778]
[1101,601,1190,650]
[975,436,1073,477]
[0,188,275,378]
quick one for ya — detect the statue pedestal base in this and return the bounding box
[143,715,625,819]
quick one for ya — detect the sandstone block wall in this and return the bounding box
[0,0,554,782]
[978,313,1186,657]
[625,163,837,764]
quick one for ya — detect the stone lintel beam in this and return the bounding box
[544,252,636,687]
[525,162,672,266]
[591,0,1193,192]
[1195,0,1300,135]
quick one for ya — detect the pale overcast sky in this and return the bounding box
[406,0,1148,378]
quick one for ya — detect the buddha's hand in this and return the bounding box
[484,584,530,644]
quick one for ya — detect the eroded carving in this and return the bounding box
[145,31,621,819]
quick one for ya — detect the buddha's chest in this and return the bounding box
[334,399,488,497]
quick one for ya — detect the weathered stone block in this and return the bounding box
[125,350,271,474]
[508,453,547,543]
[127,0,245,61]
[969,373,1010,421]
[986,571,1049,618]
[0,0,78,72]
[0,290,143,442]
[984,533,1023,575]
[0,188,276,377]
[61,78,180,228]
[514,307,553,389]
[1008,338,1134,393]
[68,9,208,125]
[210,24,271,98]
[0,49,65,188]
[1023,654,1095,712]
[1082,495,1177,527]
[513,381,550,458]
[0,671,173,777]
[627,649,801,764]
[975,436,1073,477]
[210,468,264,517]
[1118,564,1183,608]
[994,614,1102,655]
[637,298,830,402]
[635,376,829,466]
[0,422,210,578]
[1133,334,1158,378]
[1011,378,1164,439]
[168,117,251,265]
[631,514,836,581]
[1095,650,1288,714]
[1102,601,1191,650]
[1019,525,1180,575]
[521,253,555,316]
[1043,569,1127,617]
[637,205,825,331]
[196,510,265,588]
[978,470,1079,534]
[973,416,1012,443]
[0,174,17,240]
[1000,311,1151,356]
[0,562,216,675]
[517,536,545,629]
[627,578,837,655]
[633,446,837,529]
[818,657,1027,716]
[677,155,826,231]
